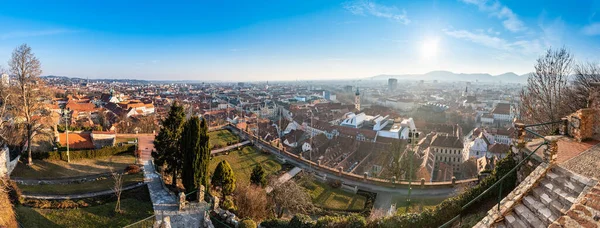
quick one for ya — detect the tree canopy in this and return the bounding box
[153,102,185,187]
[211,160,236,197]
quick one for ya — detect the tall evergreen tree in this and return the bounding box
[250,164,266,187]
[197,119,211,189]
[181,117,201,193]
[153,102,185,187]
[211,160,236,197]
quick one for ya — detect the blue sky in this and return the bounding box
[1,0,599,81]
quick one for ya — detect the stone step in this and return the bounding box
[513,204,545,228]
[504,213,528,228]
[545,171,585,196]
[539,179,577,208]
[522,195,559,226]
[532,188,567,216]
[552,166,595,187]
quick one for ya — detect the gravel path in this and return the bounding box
[560,144,600,179]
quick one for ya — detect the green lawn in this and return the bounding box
[391,195,445,215]
[209,146,282,185]
[16,198,153,228]
[19,173,144,195]
[299,179,366,211]
[12,154,136,179]
[209,130,240,149]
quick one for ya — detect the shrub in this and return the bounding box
[52,200,79,209]
[315,214,366,228]
[375,152,518,228]
[239,219,257,228]
[221,198,236,211]
[328,180,342,188]
[289,214,315,228]
[28,145,134,161]
[4,179,21,205]
[124,165,141,174]
[260,219,289,228]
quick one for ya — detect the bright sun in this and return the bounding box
[421,38,440,59]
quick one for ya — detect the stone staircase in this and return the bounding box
[494,166,596,228]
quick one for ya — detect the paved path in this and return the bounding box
[371,192,393,217]
[138,135,206,228]
[211,140,251,155]
[12,170,128,185]
[560,143,600,180]
[22,183,146,200]
[265,167,303,193]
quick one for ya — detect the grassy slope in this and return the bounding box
[299,179,366,211]
[209,146,281,185]
[18,172,144,195]
[208,130,239,149]
[16,197,153,228]
[12,155,136,179]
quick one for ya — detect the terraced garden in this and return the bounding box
[209,146,282,184]
[11,154,136,179]
[299,178,366,211]
[18,172,144,195]
[16,188,154,228]
[208,129,240,149]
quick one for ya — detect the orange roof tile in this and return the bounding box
[59,132,94,149]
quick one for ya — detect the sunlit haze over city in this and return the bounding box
[1,0,600,81]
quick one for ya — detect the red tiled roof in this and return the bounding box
[59,132,94,149]
[492,103,511,115]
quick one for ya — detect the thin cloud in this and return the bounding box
[443,29,541,55]
[343,0,410,25]
[582,22,600,36]
[0,29,77,40]
[460,0,526,32]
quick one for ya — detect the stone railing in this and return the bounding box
[564,108,598,142]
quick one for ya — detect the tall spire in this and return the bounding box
[355,87,361,111]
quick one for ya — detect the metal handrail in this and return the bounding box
[439,120,561,228]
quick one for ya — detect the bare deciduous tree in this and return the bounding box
[234,183,271,221]
[0,65,10,146]
[269,177,313,218]
[112,172,123,213]
[565,62,600,111]
[519,47,573,134]
[8,44,49,165]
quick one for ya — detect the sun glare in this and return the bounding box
[421,38,439,59]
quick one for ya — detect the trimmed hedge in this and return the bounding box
[289,214,315,228]
[28,145,134,161]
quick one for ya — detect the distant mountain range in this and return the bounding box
[371,71,530,83]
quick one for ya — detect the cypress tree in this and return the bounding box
[153,102,185,187]
[181,117,201,194]
[197,119,210,189]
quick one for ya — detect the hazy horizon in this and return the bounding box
[1,0,599,81]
